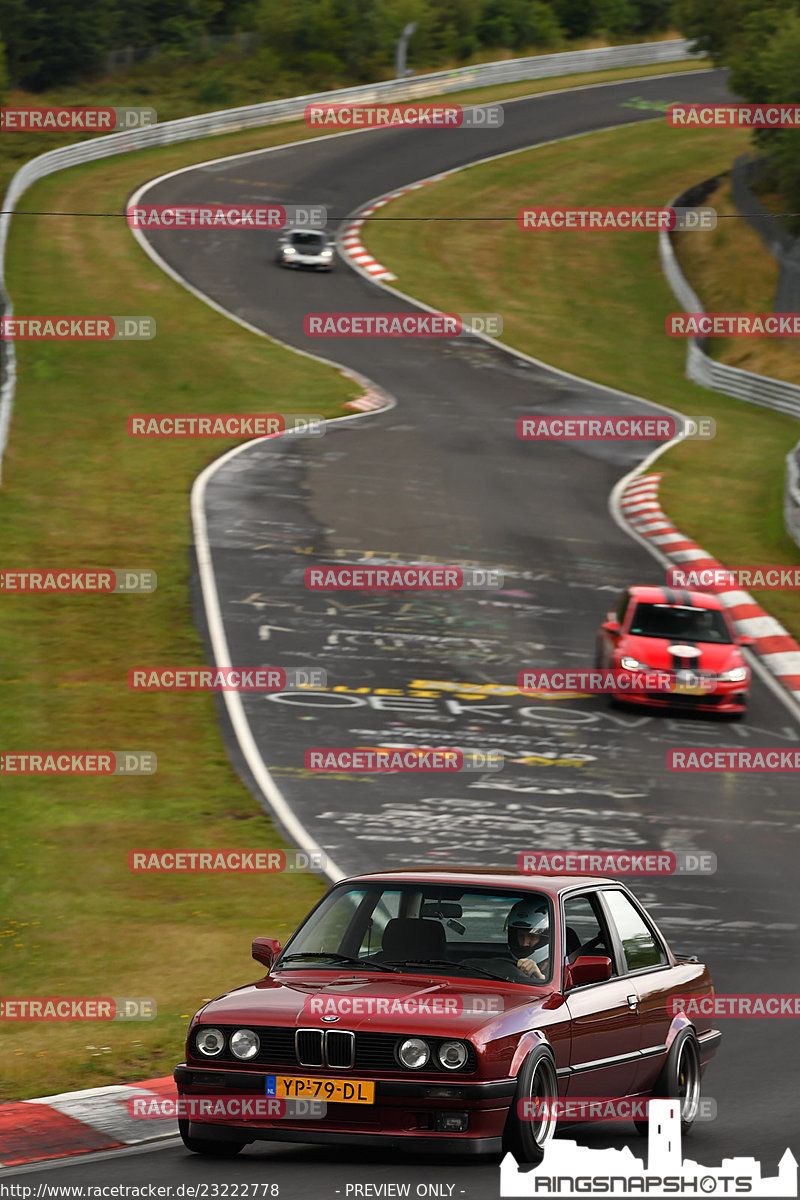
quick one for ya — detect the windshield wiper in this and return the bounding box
[277,952,400,973]
[382,958,508,982]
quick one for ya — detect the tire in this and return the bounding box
[502,1046,559,1165]
[178,1118,245,1157]
[634,1028,702,1137]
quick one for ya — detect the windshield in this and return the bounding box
[289,232,326,248]
[628,602,732,644]
[275,882,554,985]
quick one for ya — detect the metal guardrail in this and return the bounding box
[0,37,701,483]
[659,186,800,547]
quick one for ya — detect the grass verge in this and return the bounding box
[363,119,800,637]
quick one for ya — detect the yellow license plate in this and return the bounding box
[672,684,706,695]
[266,1074,375,1104]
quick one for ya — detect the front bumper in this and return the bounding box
[174,1063,513,1151]
[611,683,748,713]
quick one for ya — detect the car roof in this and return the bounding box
[335,867,615,897]
[627,584,724,611]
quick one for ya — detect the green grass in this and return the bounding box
[363,119,800,636]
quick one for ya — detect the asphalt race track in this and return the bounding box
[9,69,798,1194]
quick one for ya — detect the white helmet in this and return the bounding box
[505,899,550,961]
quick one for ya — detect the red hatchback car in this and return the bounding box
[175,868,721,1163]
[595,585,752,714]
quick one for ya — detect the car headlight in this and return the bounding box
[321,249,333,258]
[282,246,296,255]
[719,665,748,683]
[196,1027,225,1057]
[620,655,646,671]
[398,1037,430,1069]
[230,1028,260,1060]
[437,1041,468,1071]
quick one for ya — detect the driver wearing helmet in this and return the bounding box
[505,898,550,981]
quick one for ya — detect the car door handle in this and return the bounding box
[627,995,638,1010]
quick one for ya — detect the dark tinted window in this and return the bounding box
[563,894,615,975]
[628,602,731,644]
[616,590,630,625]
[604,890,665,971]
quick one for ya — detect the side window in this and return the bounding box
[563,894,616,975]
[616,590,630,625]
[603,890,665,972]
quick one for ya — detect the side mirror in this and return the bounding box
[565,955,612,989]
[602,619,620,635]
[252,937,282,970]
[737,634,755,647]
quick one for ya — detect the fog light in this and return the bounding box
[436,1111,469,1132]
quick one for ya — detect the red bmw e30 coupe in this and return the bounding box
[174,868,720,1163]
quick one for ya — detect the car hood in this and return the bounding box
[621,634,743,672]
[196,971,555,1035]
